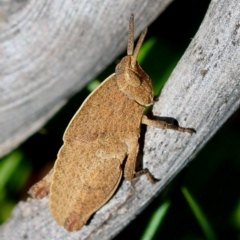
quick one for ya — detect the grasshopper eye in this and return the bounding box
[125,70,141,87]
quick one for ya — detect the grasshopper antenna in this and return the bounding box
[127,14,134,56]
[127,14,148,67]
[132,27,147,67]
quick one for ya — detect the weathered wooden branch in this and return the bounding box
[1,0,240,239]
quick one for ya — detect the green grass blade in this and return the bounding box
[182,187,217,240]
[0,151,23,192]
[87,79,101,92]
[140,200,171,240]
[231,199,240,230]
[137,37,158,64]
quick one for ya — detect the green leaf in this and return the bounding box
[137,37,158,64]
[87,79,101,92]
[140,200,171,240]
[0,151,23,192]
[182,187,217,240]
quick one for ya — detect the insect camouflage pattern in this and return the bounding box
[29,14,194,231]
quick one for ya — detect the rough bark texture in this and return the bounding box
[0,0,172,158]
[1,0,240,239]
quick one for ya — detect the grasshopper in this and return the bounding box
[29,14,193,231]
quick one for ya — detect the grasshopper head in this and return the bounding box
[115,15,154,106]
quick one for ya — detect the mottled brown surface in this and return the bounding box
[50,75,146,231]
[28,15,152,231]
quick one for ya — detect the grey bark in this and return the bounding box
[1,0,240,239]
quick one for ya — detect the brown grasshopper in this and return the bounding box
[28,14,194,231]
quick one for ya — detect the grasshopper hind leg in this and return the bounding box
[28,169,53,199]
[64,212,86,232]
